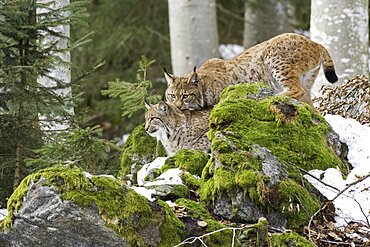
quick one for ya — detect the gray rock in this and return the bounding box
[0,178,127,247]
[213,191,287,230]
[148,184,189,201]
[326,131,349,166]
[252,144,287,185]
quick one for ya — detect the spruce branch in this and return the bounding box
[101,55,161,118]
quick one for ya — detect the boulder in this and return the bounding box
[199,83,348,229]
[0,165,184,247]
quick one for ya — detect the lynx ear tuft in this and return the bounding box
[163,67,174,86]
[158,101,169,113]
[189,70,199,86]
[193,66,197,73]
[144,98,152,110]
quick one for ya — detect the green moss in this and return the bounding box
[199,167,266,206]
[198,83,345,229]
[161,149,209,176]
[119,123,166,177]
[271,232,315,247]
[1,165,90,230]
[1,165,185,246]
[277,179,320,229]
[208,84,344,174]
[175,198,232,246]
[157,200,186,246]
[180,171,201,190]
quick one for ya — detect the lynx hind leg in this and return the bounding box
[273,70,305,100]
[298,68,320,107]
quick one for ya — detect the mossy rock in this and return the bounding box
[0,165,185,246]
[199,83,346,229]
[161,149,209,177]
[119,123,166,177]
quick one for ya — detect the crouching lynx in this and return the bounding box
[165,33,338,110]
[144,100,211,156]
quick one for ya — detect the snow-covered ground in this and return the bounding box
[305,114,370,227]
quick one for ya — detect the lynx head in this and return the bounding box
[164,66,204,111]
[144,100,177,141]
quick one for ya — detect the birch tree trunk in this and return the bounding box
[243,0,294,48]
[168,0,219,75]
[37,0,73,132]
[310,0,369,96]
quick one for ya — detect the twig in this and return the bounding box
[352,197,370,227]
[319,239,361,246]
[174,225,253,247]
[308,173,370,244]
[286,161,339,193]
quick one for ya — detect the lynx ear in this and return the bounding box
[158,101,169,113]
[189,67,199,86]
[163,67,174,86]
[144,98,152,110]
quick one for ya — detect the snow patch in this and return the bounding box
[305,115,370,227]
[0,208,8,221]
[144,168,183,187]
[219,44,244,59]
[137,157,167,186]
[131,186,156,202]
[133,157,184,200]
[83,171,93,179]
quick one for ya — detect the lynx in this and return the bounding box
[144,100,211,156]
[165,33,338,110]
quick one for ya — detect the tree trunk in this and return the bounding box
[310,0,369,96]
[37,0,73,131]
[167,0,219,75]
[243,0,294,48]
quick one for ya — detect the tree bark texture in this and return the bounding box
[37,0,73,131]
[168,0,219,75]
[243,0,294,48]
[310,0,369,96]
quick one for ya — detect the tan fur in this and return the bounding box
[165,33,337,109]
[144,101,211,156]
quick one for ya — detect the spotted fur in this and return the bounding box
[144,101,211,156]
[165,33,338,109]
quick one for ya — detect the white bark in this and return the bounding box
[168,0,219,75]
[243,0,294,48]
[310,0,369,96]
[37,0,73,131]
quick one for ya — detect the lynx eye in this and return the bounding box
[182,95,189,99]
[169,94,176,99]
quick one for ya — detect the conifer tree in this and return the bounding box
[0,0,88,206]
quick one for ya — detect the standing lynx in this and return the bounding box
[165,33,338,110]
[144,101,211,156]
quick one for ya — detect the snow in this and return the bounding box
[219,44,244,60]
[0,209,8,221]
[144,168,183,187]
[83,171,93,179]
[131,186,156,202]
[133,157,184,200]
[304,115,370,227]
[137,157,167,186]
